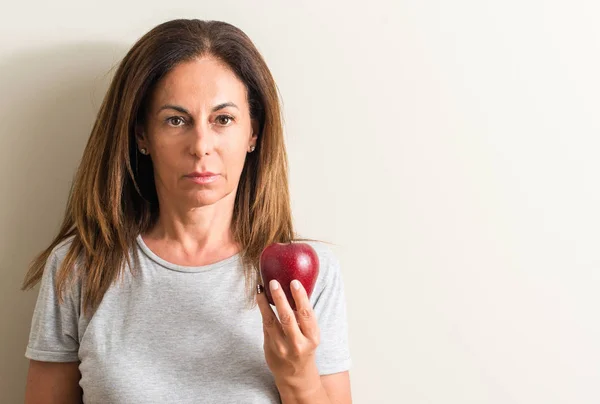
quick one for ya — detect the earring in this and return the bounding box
[249,145,256,153]
[140,148,148,155]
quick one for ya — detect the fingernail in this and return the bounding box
[270,279,279,291]
[291,280,300,290]
[257,284,264,294]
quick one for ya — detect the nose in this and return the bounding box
[189,122,215,157]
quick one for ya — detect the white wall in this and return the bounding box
[1,1,599,403]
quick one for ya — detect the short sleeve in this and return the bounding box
[311,246,352,375]
[25,247,81,362]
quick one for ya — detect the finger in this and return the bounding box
[269,280,302,342]
[290,280,320,344]
[256,284,285,341]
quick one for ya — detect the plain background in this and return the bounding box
[1,1,599,403]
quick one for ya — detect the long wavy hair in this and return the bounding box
[22,19,297,314]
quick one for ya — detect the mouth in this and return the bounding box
[185,172,220,185]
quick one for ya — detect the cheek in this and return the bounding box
[220,133,250,164]
[223,144,248,175]
[151,142,185,176]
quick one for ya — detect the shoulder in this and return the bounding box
[40,235,82,293]
[300,241,343,300]
[42,235,77,276]
[301,241,340,270]
[49,235,77,261]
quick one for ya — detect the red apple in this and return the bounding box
[259,242,320,311]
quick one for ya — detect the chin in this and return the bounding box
[188,188,233,207]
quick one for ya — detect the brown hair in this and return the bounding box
[22,19,298,314]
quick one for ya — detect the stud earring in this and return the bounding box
[140,148,148,155]
[249,145,256,153]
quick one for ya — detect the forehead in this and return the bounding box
[149,56,248,110]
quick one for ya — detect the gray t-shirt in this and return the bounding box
[25,235,351,403]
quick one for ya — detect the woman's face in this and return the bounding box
[137,56,258,209]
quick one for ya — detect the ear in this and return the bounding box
[250,118,259,145]
[135,123,147,149]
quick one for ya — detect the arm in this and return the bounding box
[257,244,353,403]
[276,370,352,404]
[321,372,352,404]
[24,247,83,403]
[24,360,82,404]
[256,278,352,404]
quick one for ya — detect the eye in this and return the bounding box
[216,115,234,126]
[166,116,186,127]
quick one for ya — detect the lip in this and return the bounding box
[185,171,220,185]
[186,171,218,177]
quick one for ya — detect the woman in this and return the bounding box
[21,19,352,403]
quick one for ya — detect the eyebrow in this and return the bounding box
[157,102,239,115]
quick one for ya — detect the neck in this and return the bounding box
[145,190,240,260]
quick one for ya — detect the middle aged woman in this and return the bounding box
[23,18,352,404]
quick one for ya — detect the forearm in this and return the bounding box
[278,384,331,404]
[275,363,331,404]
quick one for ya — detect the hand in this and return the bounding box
[256,279,321,389]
